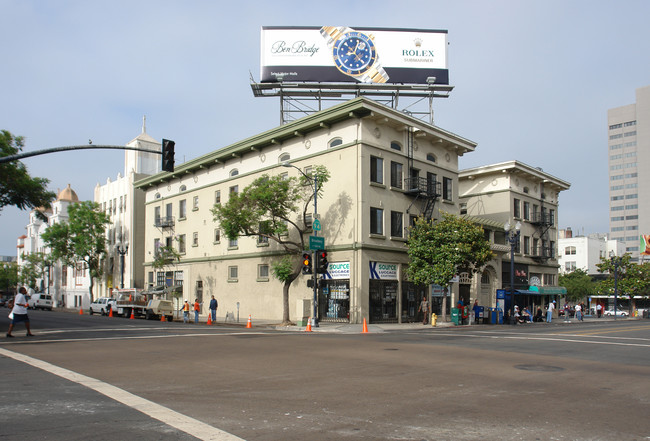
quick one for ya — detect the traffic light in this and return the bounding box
[301,252,312,275]
[316,250,328,274]
[162,139,175,172]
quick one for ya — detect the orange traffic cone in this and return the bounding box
[109,308,113,318]
[246,314,252,328]
[362,317,369,333]
[207,314,212,325]
[130,310,135,320]
[305,317,312,332]
[160,314,166,322]
[79,308,83,315]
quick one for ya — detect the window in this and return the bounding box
[228,238,238,248]
[565,261,576,272]
[523,236,530,254]
[549,209,555,225]
[179,200,187,219]
[426,153,436,162]
[214,229,221,243]
[523,201,530,220]
[154,238,161,255]
[229,185,239,196]
[329,138,343,148]
[370,156,383,184]
[279,153,290,163]
[280,172,288,180]
[390,211,403,238]
[179,185,187,192]
[193,196,199,211]
[390,141,401,151]
[370,207,384,235]
[390,161,403,188]
[192,232,198,247]
[442,177,452,201]
[513,198,521,218]
[230,169,239,177]
[565,246,576,255]
[215,190,221,204]
[154,206,161,225]
[178,234,186,254]
[258,264,270,280]
[460,203,467,215]
[228,266,238,281]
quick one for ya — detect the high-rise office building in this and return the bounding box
[608,85,650,262]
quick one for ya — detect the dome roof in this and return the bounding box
[57,184,79,202]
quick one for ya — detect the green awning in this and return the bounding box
[536,286,567,295]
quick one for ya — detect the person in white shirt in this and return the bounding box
[546,301,555,323]
[6,287,34,338]
[575,303,583,321]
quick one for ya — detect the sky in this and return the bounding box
[1,0,649,257]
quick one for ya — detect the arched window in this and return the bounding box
[179,185,187,192]
[481,271,490,284]
[279,153,290,164]
[390,142,402,151]
[230,169,239,177]
[426,153,436,162]
[154,193,161,199]
[328,138,343,148]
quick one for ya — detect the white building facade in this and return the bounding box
[557,229,623,275]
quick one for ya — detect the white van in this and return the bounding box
[28,294,53,310]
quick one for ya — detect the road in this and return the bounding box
[1,310,649,440]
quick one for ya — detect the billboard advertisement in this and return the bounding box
[260,26,449,85]
[641,235,650,255]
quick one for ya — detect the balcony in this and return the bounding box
[404,177,441,198]
[531,246,555,261]
[155,216,175,229]
[530,212,553,226]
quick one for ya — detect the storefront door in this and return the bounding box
[319,280,350,323]
[369,280,398,323]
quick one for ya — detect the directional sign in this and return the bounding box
[312,219,322,231]
[309,235,324,250]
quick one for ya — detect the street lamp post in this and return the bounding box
[282,162,319,328]
[609,251,620,321]
[504,221,521,322]
[116,242,129,289]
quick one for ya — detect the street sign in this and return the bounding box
[309,235,324,250]
[312,219,322,231]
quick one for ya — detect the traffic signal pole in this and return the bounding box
[311,174,318,328]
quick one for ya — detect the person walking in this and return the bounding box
[7,287,34,338]
[418,296,430,325]
[546,300,555,323]
[209,295,218,323]
[575,303,582,321]
[472,299,481,324]
[596,303,602,318]
[181,300,190,323]
[563,302,571,322]
[193,299,200,324]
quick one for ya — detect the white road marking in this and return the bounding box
[0,347,246,441]
[422,331,650,348]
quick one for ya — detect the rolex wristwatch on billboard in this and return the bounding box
[320,26,389,84]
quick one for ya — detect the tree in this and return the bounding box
[212,167,330,325]
[559,268,594,303]
[0,130,56,212]
[0,261,19,295]
[406,213,493,321]
[596,254,650,313]
[41,201,110,302]
[18,252,48,291]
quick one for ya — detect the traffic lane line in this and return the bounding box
[0,347,245,441]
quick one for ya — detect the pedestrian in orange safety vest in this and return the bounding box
[181,300,190,323]
[193,299,200,324]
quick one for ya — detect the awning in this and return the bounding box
[515,289,541,295]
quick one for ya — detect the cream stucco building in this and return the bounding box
[135,98,477,324]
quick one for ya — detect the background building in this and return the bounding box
[608,85,650,262]
[557,228,623,275]
[94,119,160,296]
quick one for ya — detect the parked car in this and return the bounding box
[558,307,575,317]
[28,293,53,310]
[89,297,116,316]
[604,308,628,317]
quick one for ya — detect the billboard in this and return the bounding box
[641,235,650,255]
[260,26,449,85]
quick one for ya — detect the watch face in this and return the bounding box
[332,32,377,76]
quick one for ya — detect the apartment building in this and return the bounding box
[135,98,476,324]
[608,85,650,262]
[459,161,571,311]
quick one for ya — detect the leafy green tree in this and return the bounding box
[212,167,330,325]
[406,213,493,320]
[0,130,56,212]
[19,252,48,291]
[0,261,19,296]
[596,254,650,313]
[151,244,181,272]
[559,268,594,303]
[41,201,110,302]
